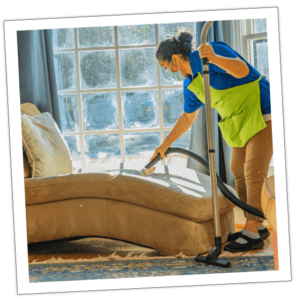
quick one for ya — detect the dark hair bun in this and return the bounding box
[178,31,193,45]
[155,29,194,62]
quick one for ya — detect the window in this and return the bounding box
[240,19,273,176]
[241,19,269,80]
[52,24,195,172]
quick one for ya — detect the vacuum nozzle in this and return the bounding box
[137,166,156,177]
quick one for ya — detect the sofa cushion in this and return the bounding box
[21,112,72,177]
[24,165,236,222]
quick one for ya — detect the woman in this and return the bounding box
[150,31,273,253]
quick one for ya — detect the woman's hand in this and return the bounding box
[198,43,249,78]
[149,143,170,162]
[197,43,218,63]
[149,111,198,163]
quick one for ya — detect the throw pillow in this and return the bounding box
[20,102,42,116]
[21,103,41,178]
[21,112,72,177]
[23,152,31,178]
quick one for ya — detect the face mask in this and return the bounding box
[165,59,186,81]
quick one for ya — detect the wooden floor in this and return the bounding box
[28,206,274,264]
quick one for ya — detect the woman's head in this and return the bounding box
[155,31,194,62]
[155,31,194,80]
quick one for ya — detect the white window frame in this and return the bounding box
[53,25,189,172]
[233,19,273,173]
[242,31,268,67]
[237,19,268,66]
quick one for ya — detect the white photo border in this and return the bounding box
[4,6,291,295]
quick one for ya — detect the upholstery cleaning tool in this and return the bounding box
[144,21,266,268]
[136,166,156,177]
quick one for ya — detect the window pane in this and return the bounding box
[165,154,188,167]
[254,19,267,33]
[52,28,75,50]
[253,39,269,80]
[64,136,82,172]
[164,130,191,148]
[58,94,79,132]
[82,92,119,131]
[158,23,196,43]
[118,24,155,45]
[54,52,77,91]
[78,27,115,48]
[268,156,274,177]
[84,134,121,167]
[164,130,191,167]
[160,65,183,86]
[79,50,117,89]
[119,48,157,87]
[162,89,184,127]
[122,90,159,129]
[124,132,160,163]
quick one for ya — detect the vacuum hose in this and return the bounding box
[145,147,266,220]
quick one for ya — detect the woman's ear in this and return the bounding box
[171,54,180,64]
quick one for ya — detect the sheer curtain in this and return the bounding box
[186,21,234,187]
[17,30,61,129]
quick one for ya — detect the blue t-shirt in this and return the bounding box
[183,41,271,115]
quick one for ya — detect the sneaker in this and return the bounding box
[227,227,270,242]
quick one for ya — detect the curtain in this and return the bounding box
[17,30,61,129]
[186,21,234,187]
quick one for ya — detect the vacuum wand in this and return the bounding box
[194,21,231,267]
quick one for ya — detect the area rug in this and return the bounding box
[29,255,275,282]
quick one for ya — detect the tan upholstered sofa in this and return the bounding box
[22,103,236,256]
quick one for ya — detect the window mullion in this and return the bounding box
[250,19,254,35]
[57,85,182,95]
[114,26,126,163]
[74,28,86,169]
[242,32,267,64]
[155,24,166,166]
[62,127,174,136]
[54,44,156,53]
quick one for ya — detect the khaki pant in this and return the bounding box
[230,120,273,222]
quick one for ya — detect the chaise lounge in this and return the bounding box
[22,102,236,256]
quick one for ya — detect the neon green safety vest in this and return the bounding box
[187,72,266,147]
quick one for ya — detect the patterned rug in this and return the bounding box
[29,255,274,282]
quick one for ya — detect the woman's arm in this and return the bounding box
[149,110,198,161]
[164,110,198,148]
[198,44,249,79]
